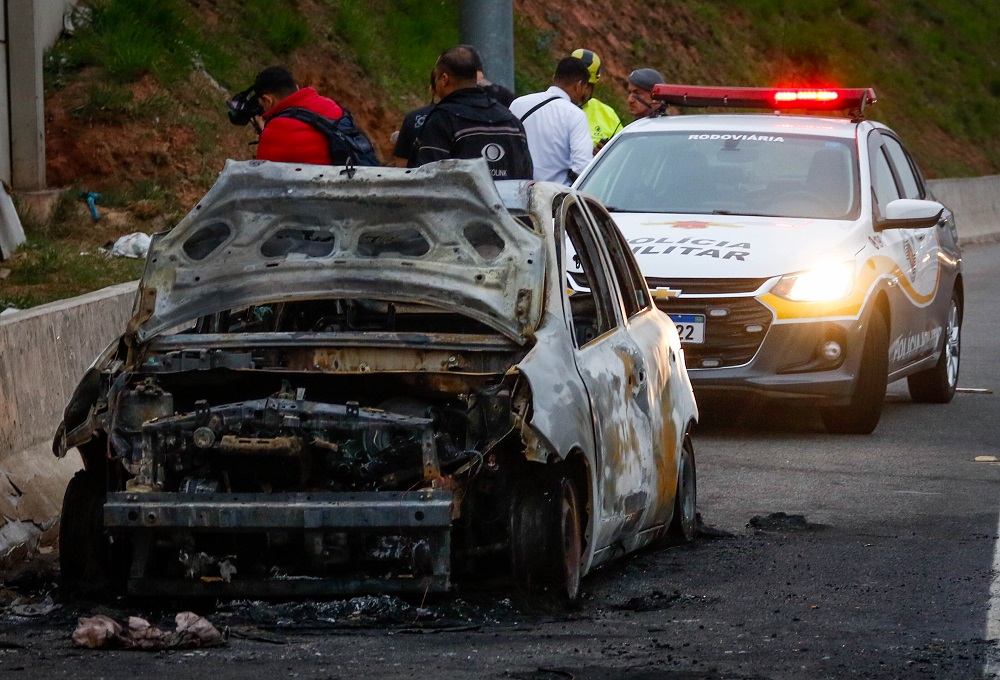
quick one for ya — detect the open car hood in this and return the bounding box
[128,159,545,344]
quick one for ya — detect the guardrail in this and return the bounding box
[927,176,1000,244]
[0,282,135,567]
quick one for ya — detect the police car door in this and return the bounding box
[561,197,652,552]
[881,133,953,365]
[868,130,940,371]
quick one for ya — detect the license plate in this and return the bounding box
[668,313,706,344]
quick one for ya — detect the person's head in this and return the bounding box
[570,48,602,104]
[458,43,488,81]
[553,56,591,106]
[432,45,480,99]
[253,65,299,113]
[626,68,665,118]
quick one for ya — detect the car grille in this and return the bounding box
[657,296,773,368]
[647,277,772,295]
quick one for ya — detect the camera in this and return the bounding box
[227,86,263,126]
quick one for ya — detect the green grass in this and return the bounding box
[511,17,557,96]
[331,0,459,97]
[44,0,311,93]
[97,179,175,209]
[47,0,199,83]
[242,0,311,56]
[0,238,144,309]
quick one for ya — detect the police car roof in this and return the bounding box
[620,113,869,140]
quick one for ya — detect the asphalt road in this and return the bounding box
[2,243,999,680]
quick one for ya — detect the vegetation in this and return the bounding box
[333,0,458,98]
[2,0,998,311]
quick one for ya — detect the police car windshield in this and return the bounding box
[579,131,860,220]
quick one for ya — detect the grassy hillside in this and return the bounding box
[2,0,998,309]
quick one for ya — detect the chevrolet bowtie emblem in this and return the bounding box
[650,287,682,299]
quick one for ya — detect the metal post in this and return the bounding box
[7,0,46,190]
[0,2,12,186]
[459,0,514,93]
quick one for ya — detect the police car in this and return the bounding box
[575,85,962,434]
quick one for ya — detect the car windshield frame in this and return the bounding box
[578,130,862,221]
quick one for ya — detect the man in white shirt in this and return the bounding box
[509,57,593,185]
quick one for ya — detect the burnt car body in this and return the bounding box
[53,159,698,602]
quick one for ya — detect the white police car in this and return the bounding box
[575,86,962,434]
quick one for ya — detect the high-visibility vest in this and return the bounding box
[582,97,622,147]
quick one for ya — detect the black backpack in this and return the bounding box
[271,106,381,167]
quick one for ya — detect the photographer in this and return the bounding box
[229,65,377,166]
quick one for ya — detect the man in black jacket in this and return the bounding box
[412,46,533,180]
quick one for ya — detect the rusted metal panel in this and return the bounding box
[104,491,454,530]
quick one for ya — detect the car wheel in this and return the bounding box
[907,292,961,403]
[59,469,109,595]
[667,435,697,542]
[821,310,889,434]
[510,471,582,606]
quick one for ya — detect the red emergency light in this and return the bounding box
[651,85,877,113]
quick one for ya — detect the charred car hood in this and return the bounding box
[129,159,545,344]
[610,212,862,279]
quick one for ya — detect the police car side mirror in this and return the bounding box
[876,198,944,230]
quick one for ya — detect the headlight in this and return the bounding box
[770,261,855,302]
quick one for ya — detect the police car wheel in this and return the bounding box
[821,310,889,435]
[907,292,961,404]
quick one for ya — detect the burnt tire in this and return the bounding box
[59,469,109,595]
[667,435,697,542]
[821,310,889,435]
[510,472,582,607]
[907,292,961,403]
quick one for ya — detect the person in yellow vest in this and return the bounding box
[570,49,622,154]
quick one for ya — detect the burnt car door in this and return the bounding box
[582,198,684,543]
[559,196,655,556]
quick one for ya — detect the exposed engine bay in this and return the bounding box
[118,379,509,496]
[66,297,540,597]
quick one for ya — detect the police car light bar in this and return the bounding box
[651,85,877,112]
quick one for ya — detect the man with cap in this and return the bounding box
[627,67,667,119]
[571,48,622,153]
[509,57,593,185]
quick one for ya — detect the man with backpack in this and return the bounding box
[252,65,378,166]
[411,46,533,180]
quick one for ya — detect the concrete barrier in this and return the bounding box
[0,281,135,567]
[928,175,1000,245]
[0,176,999,570]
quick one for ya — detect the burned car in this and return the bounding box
[53,159,698,603]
